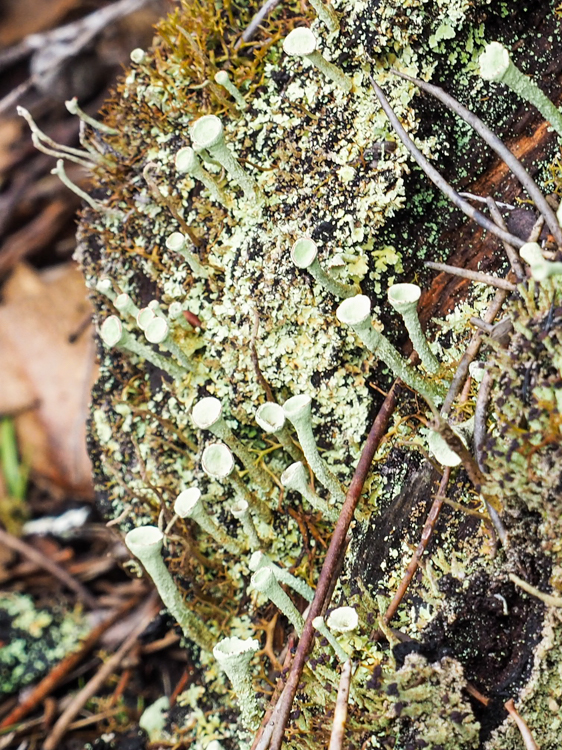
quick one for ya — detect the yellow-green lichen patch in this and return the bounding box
[0,593,90,699]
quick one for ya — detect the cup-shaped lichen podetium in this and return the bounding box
[336,295,445,408]
[100,315,184,380]
[387,283,440,373]
[283,27,352,93]
[312,616,349,663]
[326,606,359,633]
[125,526,213,651]
[214,71,247,111]
[250,567,304,634]
[213,636,262,729]
[144,316,191,370]
[175,487,242,554]
[281,461,338,521]
[190,115,258,199]
[230,499,261,550]
[202,443,272,523]
[249,550,315,602]
[291,237,358,299]
[479,41,562,138]
[255,402,303,463]
[282,395,345,504]
[201,442,235,479]
[193,397,272,492]
[175,146,227,206]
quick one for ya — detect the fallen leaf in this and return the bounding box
[0,0,79,47]
[0,262,97,497]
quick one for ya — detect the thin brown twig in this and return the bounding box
[251,634,296,750]
[504,699,540,750]
[441,288,508,416]
[327,660,353,750]
[43,592,159,750]
[425,261,516,290]
[383,468,450,624]
[485,198,526,281]
[267,383,400,750]
[368,76,525,249]
[0,527,97,609]
[0,598,139,730]
[390,69,562,246]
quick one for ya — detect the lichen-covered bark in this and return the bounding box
[72,0,562,747]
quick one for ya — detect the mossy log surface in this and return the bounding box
[72,0,562,748]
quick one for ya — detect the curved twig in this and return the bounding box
[391,69,562,247]
[425,260,516,290]
[266,383,400,750]
[369,77,525,249]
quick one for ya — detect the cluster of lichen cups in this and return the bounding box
[98,54,459,723]
[123,386,359,729]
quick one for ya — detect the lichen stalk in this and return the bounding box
[387,284,440,373]
[100,316,184,380]
[255,403,304,464]
[283,27,352,92]
[282,395,346,504]
[291,238,359,299]
[312,616,349,662]
[175,146,228,206]
[190,115,259,199]
[281,461,338,521]
[230,499,261,550]
[308,0,339,32]
[125,526,213,650]
[479,41,562,137]
[249,550,315,602]
[193,398,273,493]
[336,295,445,408]
[213,637,262,729]
[175,488,243,554]
[250,567,305,634]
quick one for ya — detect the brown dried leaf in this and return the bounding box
[0,262,97,497]
[0,0,79,47]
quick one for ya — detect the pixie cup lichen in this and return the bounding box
[312,616,349,663]
[213,636,262,729]
[250,567,304,634]
[193,398,273,492]
[125,526,213,650]
[282,27,352,92]
[291,237,359,299]
[281,461,338,521]
[190,115,258,199]
[249,550,315,602]
[479,41,562,137]
[255,402,303,463]
[175,487,243,554]
[283,395,346,504]
[100,315,184,379]
[175,146,228,206]
[387,283,440,373]
[336,295,445,407]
